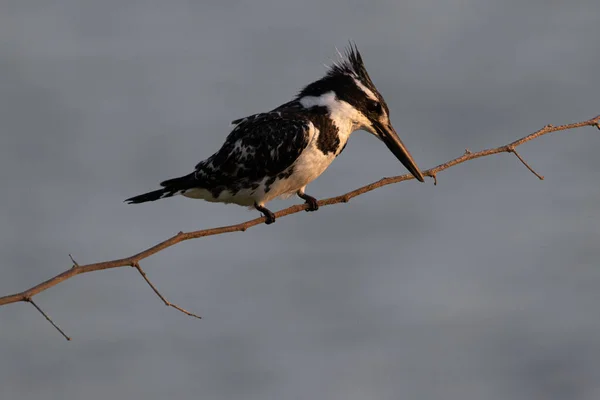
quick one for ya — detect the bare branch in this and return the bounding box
[1,114,598,336]
[132,262,202,319]
[27,298,71,341]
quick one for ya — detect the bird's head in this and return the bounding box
[296,43,425,182]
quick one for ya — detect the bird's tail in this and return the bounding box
[125,173,195,204]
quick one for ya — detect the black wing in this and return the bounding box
[190,112,311,189]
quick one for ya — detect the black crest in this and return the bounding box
[296,42,387,115]
[326,42,376,89]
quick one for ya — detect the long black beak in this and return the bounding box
[374,122,425,182]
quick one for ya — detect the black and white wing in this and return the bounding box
[175,112,312,194]
[125,112,312,204]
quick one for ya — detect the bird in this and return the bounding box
[125,43,425,224]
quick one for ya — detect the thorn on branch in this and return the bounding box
[430,172,438,185]
[508,147,544,180]
[26,298,71,341]
[132,263,202,319]
[465,148,472,155]
[68,254,80,269]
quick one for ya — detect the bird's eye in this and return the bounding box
[366,100,382,113]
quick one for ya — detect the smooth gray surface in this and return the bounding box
[1,1,599,399]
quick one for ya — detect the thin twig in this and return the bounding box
[132,263,202,319]
[509,147,544,180]
[0,114,598,336]
[26,298,71,341]
[68,254,80,269]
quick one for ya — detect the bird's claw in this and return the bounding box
[264,212,276,224]
[298,192,319,212]
[304,197,319,212]
[254,203,276,224]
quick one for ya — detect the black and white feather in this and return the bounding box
[125,42,424,223]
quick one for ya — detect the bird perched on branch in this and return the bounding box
[125,43,425,224]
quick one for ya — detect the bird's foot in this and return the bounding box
[297,192,319,212]
[254,203,276,224]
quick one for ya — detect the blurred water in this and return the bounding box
[1,1,600,399]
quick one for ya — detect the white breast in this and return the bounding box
[262,122,350,204]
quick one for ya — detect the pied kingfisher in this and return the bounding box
[125,43,425,224]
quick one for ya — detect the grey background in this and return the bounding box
[1,1,599,399]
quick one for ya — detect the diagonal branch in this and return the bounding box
[26,298,71,341]
[0,114,598,337]
[508,147,544,180]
